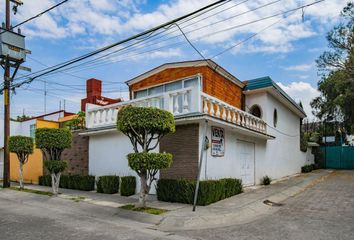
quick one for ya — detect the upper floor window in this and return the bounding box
[133,77,199,99]
[30,124,36,138]
[273,108,278,128]
[250,105,262,119]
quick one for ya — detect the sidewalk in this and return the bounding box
[14,169,333,231]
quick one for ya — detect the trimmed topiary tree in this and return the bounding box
[117,106,175,207]
[35,128,72,195]
[9,136,34,189]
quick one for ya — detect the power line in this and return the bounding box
[0,0,69,34]
[12,0,230,83]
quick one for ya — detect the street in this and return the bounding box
[0,170,354,240]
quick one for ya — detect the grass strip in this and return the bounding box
[119,204,168,215]
[9,187,53,196]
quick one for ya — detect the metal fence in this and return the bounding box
[322,146,354,169]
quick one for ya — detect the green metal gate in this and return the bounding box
[322,146,354,169]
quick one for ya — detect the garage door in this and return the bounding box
[238,140,255,186]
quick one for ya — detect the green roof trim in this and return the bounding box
[244,76,306,117]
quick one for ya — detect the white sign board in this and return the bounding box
[211,127,225,157]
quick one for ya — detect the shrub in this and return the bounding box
[120,176,136,196]
[301,164,314,173]
[157,178,243,206]
[44,160,67,174]
[97,176,120,194]
[260,175,272,185]
[38,175,95,191]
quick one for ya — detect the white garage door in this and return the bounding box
[237,140,255,186]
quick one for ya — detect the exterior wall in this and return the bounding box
[10,149,43,184]
[62,130,89,175]
[130,66,242,109]
[160,124,199,180]
[88,131,158,194]
[36,119,59,129]
[245,92,308,182]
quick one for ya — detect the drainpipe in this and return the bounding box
[193,120,208,212]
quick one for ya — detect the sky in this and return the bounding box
[0,0,349,120]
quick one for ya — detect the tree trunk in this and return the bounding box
[138,174,150,208]
[19,161,24,190]
[51,172,61,196]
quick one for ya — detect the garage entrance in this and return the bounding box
[323,146,354,169]
[237,140,255,186]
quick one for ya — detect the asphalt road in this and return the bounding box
[179,170,354,240]
[1,170,353,240]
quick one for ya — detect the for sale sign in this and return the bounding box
[211,127,225,157]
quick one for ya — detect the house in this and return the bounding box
[0,110,75,183]
[82,60,313,191]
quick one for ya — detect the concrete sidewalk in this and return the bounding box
[12,169,332,231]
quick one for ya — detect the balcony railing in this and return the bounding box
[86,88,267,134]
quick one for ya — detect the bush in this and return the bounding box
[38,175,95,191]
[120,176,136,196]
[157,178,243,206]
[301,164,314,173]
[127,152,173,171]
[97,176,120,194]
[260,175,272,185]
[44,160,67,174]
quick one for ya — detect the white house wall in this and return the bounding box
[88,130,158,194]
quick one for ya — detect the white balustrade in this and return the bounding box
[201,93,267,134]
[86,88,267,134]
[86,88,193,128]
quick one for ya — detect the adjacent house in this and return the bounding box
[82,60,313,190]
[0,110,75,183]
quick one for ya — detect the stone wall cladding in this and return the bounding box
[62,130,89,175]
[160,124,199,180]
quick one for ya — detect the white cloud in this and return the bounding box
[284,63,314,71]
[10,0,347,54]
[277,81,320,120]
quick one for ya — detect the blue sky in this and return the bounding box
[0,0,348,119]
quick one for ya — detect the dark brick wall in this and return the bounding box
[62,130,89,175]
[160,124,199,180]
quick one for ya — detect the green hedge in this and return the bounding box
[96,176,120,194]
[38,175,95,191]
[157,178,243,206]
[120,176,136,196]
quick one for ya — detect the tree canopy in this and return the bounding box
[35,128,72,160]
[312,2,354,133]
[9,136,34,159]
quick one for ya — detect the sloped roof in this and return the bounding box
[126,59,244,88]
[244,76,306,117]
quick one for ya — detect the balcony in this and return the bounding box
[86,87,267,134]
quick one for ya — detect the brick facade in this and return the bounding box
[160,124,199,180]
[62,130,89,175]
[130,66,243,109]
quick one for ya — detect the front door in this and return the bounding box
[238,140,255,186]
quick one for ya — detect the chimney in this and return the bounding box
[86,78,102,98]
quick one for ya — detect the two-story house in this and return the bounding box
[82,60,311,192]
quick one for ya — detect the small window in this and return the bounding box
[148,85,164,96]
[273,108,278,127]
[30,124,36,139]
[165,81,182,92]
[134,89,147,99]
[250,105,262,118]
[184,78,198,88]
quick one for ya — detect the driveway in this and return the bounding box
[179,170,354,240]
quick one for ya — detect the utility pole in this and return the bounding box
[3,0,11,188]
[1,0,26,188]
